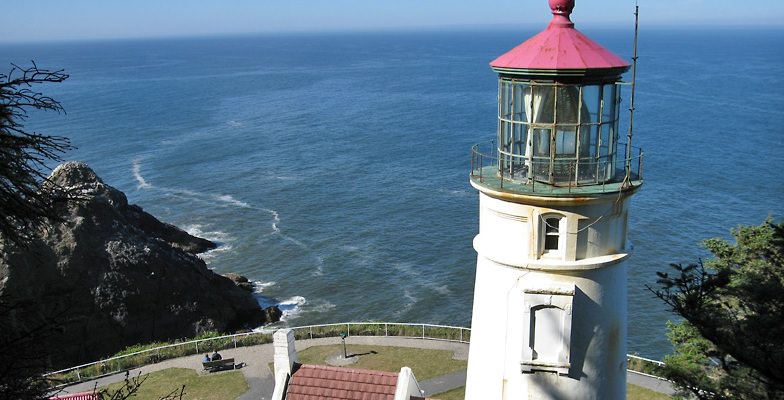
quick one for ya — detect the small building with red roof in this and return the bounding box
[271,330,425,400]
[286,364,399,400]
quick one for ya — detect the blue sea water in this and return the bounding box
[2,27,782,359]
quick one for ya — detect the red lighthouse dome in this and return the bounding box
[491,0,629,77]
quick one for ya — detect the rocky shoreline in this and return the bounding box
[0,162,280,368]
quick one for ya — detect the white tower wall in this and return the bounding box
[465,192,632,399]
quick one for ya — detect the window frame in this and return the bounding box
[521,286,575,375]
[540,214,565,259]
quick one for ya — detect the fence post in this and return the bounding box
[422,325,425,339]
[347,323,351,337]
[385,323,388,337]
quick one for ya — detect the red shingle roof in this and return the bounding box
[287,364,399,400]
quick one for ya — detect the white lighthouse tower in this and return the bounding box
[464,1,643,399]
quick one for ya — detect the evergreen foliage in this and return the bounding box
[652,219,784,399]
[0,62,74,247]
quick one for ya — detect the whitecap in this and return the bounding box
[255,294,280,310]
[263,208,281,233]
[132,159,151,189]
[215,194,251,208]
[253,281,277,293]
[197,245,234,262]
[182,224,233,244]
[277,296,307,319]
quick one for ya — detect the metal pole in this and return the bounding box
[625,4,640,182]
[340,332,348,359]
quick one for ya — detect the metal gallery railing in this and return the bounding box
[471,142,643,193]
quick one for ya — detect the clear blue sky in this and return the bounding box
[3,0,781,43]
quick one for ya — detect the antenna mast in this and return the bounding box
[625,4,639,184]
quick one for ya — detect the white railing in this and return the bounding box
[626,354,668,381]
[44,322,469,388]
[45,322,665,388]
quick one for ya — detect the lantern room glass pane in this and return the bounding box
[602,83,617,122]
[582,85,601,122]
[533,85,555,124]
[555,86,581,124]
[600,124,612,158]
[513,123,526,156]
[555,128,577,156]
[533,128,550,157]
[513,83,527,122]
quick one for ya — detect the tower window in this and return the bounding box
[544,217,560,252]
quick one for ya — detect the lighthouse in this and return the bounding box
[464,1,643,399]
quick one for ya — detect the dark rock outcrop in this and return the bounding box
[224,273,254,292]
[0,162,280,368]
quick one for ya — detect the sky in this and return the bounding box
[2,0,782,43]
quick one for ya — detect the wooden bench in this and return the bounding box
[202,358,235,372]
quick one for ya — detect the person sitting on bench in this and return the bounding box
[202,354,211,363]
[211,351,222,361]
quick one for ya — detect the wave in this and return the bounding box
[252,293,337,327]
[131,159,256,211]
[303,299,336,314]
[277,295,308,320]
[253,280,276,293]
[132,159,151,189]
[311,256,325,277]
[393,261,452,296]
[263,208,307,247]
[197,245,234,263]
[264,208,281,233]
[183,224,233,243]
[436,187,472,197]
[215,194,251,208]
[392,289,418,318]
[182,224,235,263]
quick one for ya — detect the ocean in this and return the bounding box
[2,27,782,360]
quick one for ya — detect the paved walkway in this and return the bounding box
[56,337,673,399]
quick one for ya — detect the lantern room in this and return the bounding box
[471,0,643,193]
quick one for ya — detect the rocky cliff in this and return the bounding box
[0,162,280,368]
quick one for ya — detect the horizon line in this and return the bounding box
[1,21,782,46]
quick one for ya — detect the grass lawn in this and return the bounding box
[101,368,247,400]
[98,347,671,400]
[627,384,673,400]
[296,344,467,381]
